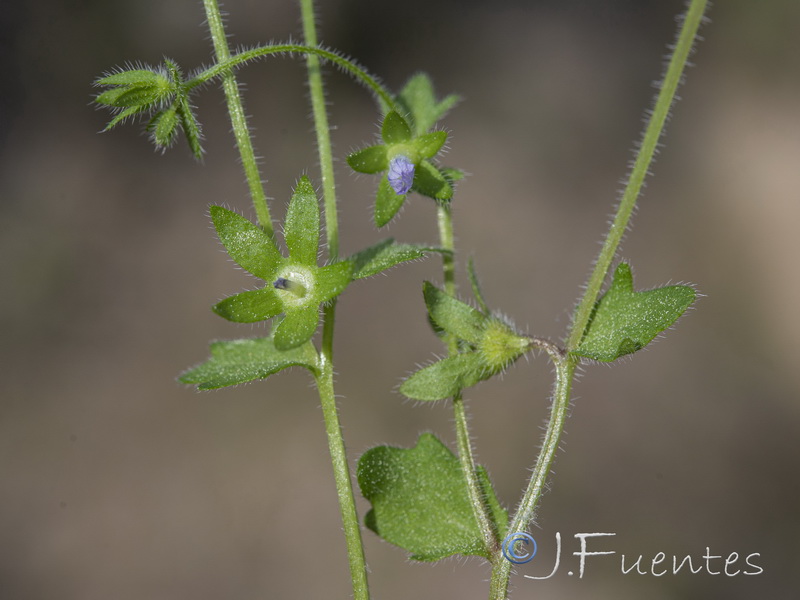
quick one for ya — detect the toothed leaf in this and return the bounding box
[573,263,697,362]
[349,239,444,279]
[357,433,506,561]
[178,337,318,390]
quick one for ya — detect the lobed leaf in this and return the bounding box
[178,336,318,390]
[357,433,506,561]
[573,263,697,362]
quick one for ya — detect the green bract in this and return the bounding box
[358,433,507,561]
[573,263,697,362]
[211,177,353,350]
[400,282,532,401]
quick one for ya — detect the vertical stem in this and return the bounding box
[299,1,369,598]
[299,0,339,258]
[315,345,370,600]
[489,1,708,597]
[436,201,498,556]
[202,0,273,235]
[566,0,708,351]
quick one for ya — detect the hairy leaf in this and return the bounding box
[573,263,696,361]
[284,176,320,266]
[358,433,506,561]
[423,282,487,344]
[400,353,485,401]
[349,239,443,279]
[179,337,317,390]
[210,206,282,280]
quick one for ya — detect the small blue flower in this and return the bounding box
[387,155,415,195]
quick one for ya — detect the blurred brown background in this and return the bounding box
[2,0,799,598]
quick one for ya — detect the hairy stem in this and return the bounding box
[490,1,708,597]
[188,44,398,112]
[201,0,272,234]
[315,347,370,600]
[488,356,576,599]
[300,0,339,258]
[436,201,498,557]
[566,0,708,351]
[300,2,370,598]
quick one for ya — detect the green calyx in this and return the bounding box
[94,59,204,158]
[400,282,531,401]
[346,73,463,227]
[210,176,353,350]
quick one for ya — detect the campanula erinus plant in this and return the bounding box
[92,0,708,597]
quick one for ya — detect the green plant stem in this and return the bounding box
[300,2,369,599]
[299,0,339,258]
[436,201,498,557]
[566,0,708,351]
[188,44,398,112]
[488,356,575,599]
[201,0,273,235]
[489,1,707,597]
[315,343,370,600]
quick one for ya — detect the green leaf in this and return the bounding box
[467,257,490,315]
[358,433,505,561]
[103,106,147,131]
[375,176,407,227]
[178,336,318,390]
[284,177,320,267]
[176,95,204,160]
[273,304,319,350]
[423,282,487,344]
[347,145,388,174]
[315,261,354,304]
[381,111,413,144]
[148,106,179,148]
[400,353,485,401]
[97,69,163,87]
[396,73,460,136]
[573,263,697,362]
[349,239,443,279]
[413,131,447,160]
[412,161,453,201]
[212,288,283,323]
[210,206,282,280]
